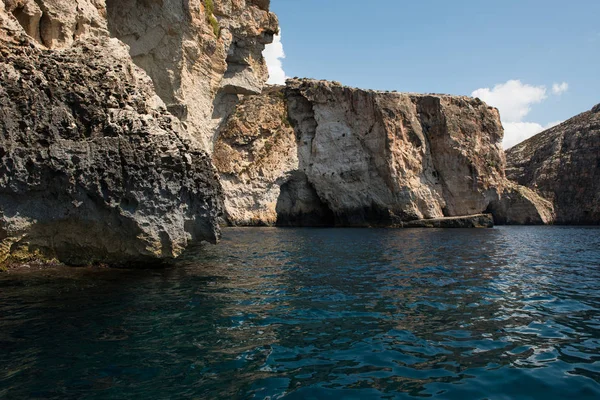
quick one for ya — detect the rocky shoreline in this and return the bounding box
[0,0,597,269]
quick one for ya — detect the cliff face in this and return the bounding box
[1,0,565,269]
[0,0,277,266]
[105,0,278,150]
[485,182,555,225]
[287,80,506,225]
[215,79,552,227]
[506,104,600,224]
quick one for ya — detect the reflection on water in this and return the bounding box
[1,226,599,399]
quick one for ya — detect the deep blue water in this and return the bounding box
[1,226,600,399]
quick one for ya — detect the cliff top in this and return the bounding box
[276,78,498,108]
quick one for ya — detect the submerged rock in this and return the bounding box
[506,104,600,224]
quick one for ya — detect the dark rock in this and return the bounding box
[0,34,223,266]
[486,183,554,225]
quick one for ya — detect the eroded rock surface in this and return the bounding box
[0,1,223,266]
[506,104,600,224]
[403,214,494,228]
[213,86,334,226]
[215,80,548,227]
[104,0,279,150]
[3,0,107,49]
[214,86,296,225]
[486,183,555,225]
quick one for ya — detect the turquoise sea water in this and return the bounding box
[1,226,600,399]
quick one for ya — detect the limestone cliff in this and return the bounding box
[1,0,562,271]
[485,182,555,225]
[506,104,600,224]
[0,0,278,266]
[104,0,278,150]
[215,79,552,227]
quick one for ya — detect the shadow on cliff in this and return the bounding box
[275,88,337,227]
[105,0,185,112]
[275,171,335,227]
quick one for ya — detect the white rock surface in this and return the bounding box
[215,80,554,227]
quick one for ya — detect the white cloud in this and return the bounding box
[472,80,567,148]
[472,80,547,122]
[263,31,287,85]
[552,82,569,95]
[503,121,562,149]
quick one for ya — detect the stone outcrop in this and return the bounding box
[3,0,107,49]
[215,79,550,227]
[485,183,555,225]
[104,0,278,150]
[213,86,332,226]
[0,0,280,266]
[0,0,239,266]
[402,214,494,228]
[506,104,600,224]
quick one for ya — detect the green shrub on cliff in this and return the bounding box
[205,0,214,13]
[204,0,220,37]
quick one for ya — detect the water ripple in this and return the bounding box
[0,226,599,399]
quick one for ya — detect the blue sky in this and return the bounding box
[263,0,600,147]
